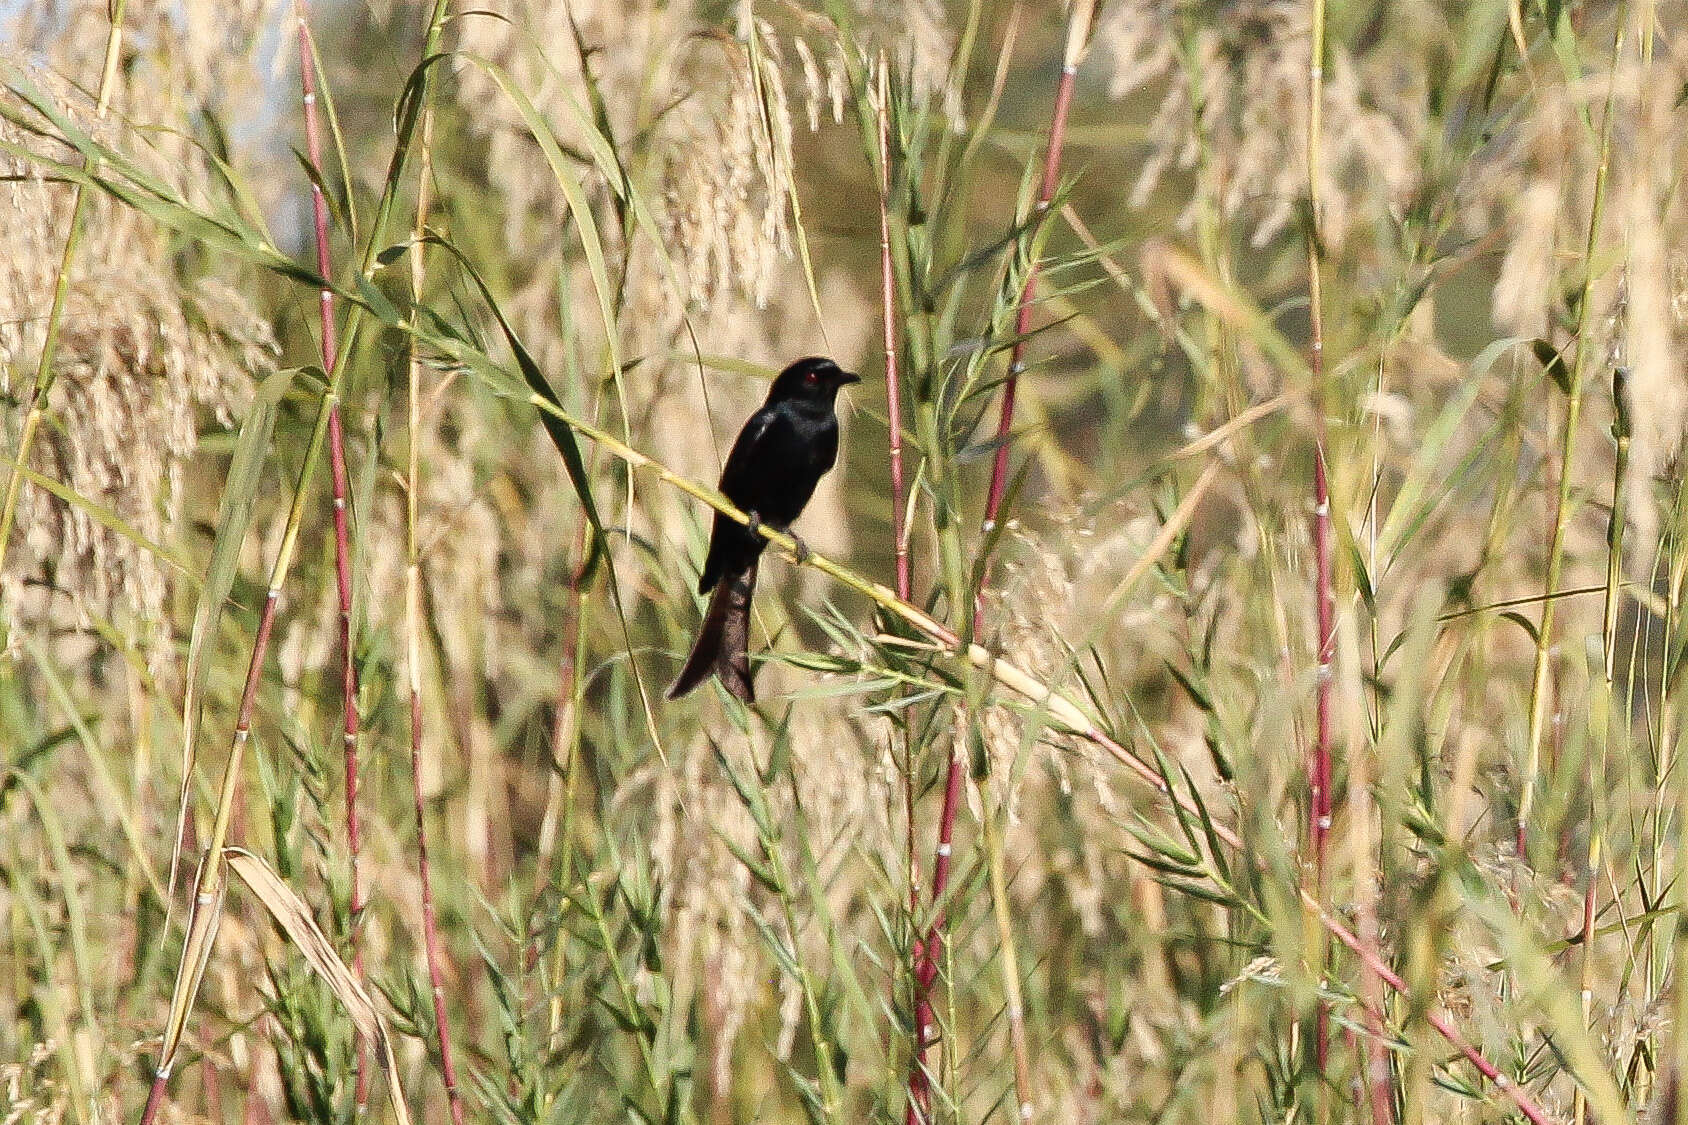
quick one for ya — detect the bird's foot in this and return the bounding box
[744,509,762,538]
[790,533,811,564]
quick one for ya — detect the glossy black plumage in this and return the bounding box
[667,357,859,702]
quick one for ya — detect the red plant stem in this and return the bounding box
[409,664,467,1124]
[905,735,965,1125]
[140,1073,169,1125]
[910,21,1089,1124]
[980,60,1077,528]
[1311,446,1333,861]
[1318,905,1552,1125]
[1305,0,1335,1074]
[1311,441,1333,1073]
[909,14,1091,1120]
[403,103,467,1125]
[294,7,369,1109]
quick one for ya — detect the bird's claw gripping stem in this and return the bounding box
[791,534,811,564]
[745,510,762,538]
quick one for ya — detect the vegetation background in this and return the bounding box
[2,0,1686,1122]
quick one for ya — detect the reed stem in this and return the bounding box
[1519,6,1625,859]
[292,5,370,1106]
[401,97,467,1125]
[1304,0,1336,1076]
[139,1,453,1115]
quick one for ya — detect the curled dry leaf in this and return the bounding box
[224,848,414,1125]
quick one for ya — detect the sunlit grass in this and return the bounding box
[2,2,1685,1123]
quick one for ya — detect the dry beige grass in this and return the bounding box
[3,2,1688,1124]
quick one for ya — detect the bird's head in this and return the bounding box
[767,356,861,405]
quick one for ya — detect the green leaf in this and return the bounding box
[419,232,608,581]
[13,468,198,583]
[173,366,299,898]
[460,55,623,392]
[1377,356,1493,560]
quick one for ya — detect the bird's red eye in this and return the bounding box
[804,371,819,384]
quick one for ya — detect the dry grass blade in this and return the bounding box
[224,848,414,1125]
[155,852,226,1079]
[1139,240,1314,389]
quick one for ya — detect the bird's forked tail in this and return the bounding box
[666,560,758,702]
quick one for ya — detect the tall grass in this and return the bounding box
[2,2,1687,1123]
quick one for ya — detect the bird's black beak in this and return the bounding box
[838,371,862,386]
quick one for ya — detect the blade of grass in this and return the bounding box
[174,366,299,905]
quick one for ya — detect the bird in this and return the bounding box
[667,356,860,703]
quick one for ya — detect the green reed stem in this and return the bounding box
[1519,9,1625,857]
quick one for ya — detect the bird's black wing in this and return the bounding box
[717,407,780,508]
[699,407,781,594]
